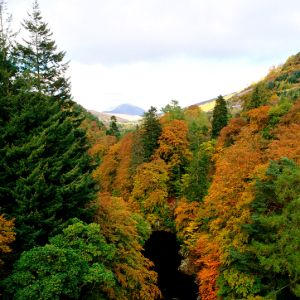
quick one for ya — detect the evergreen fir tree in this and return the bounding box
[140,106,162,161]
[1,93,96,252]
[0,0,17,98]
[211,95,228,139]
[16,0,71,102]
[246,82,270,109]
[0,1,18,224]
[0,1,96,253]
[106,115,120,139]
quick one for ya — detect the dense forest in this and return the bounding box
[1,1,300,299]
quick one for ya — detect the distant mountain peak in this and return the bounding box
[104,103,145,116]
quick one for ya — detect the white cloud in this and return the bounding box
[8,0,300,111]
[9,0,300,64]
[70,57,271,112]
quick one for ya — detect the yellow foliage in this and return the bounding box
[94,193,161,300]
[155,119,192,169]
[130,159,171,229]
[0,215,15,267]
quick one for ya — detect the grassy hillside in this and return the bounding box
[198,52,300,115]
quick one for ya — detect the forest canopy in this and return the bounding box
[1,1,300,299]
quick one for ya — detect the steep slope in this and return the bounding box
[186,52,300,300]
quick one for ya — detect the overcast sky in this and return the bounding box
[9,0,300,112]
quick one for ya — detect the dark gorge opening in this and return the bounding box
[144,231,198,300]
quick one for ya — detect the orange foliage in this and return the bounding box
[93,142,121,192]
[174,198,199,243]
[268,124,300,163]
[0,215,15,267]
[279,99,300,125]
[112,133,134,199]
[195,234,220,300]
[193,102,300,298]
[268,100,300,163]
[185,105,202,117]
[94,193,161,300]
[155,119,192,168]
[217,117,247,147]
[81,118,116,160]
[246,105,270,131]
[194,108,268,299]
[81,119,105,144]
[93,133,134,199]
[88,135,117,159]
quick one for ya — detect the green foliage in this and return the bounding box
[130,159,173,230]
[15,0,71,102]
[287,70,300,83]
[181,141,215,201]
[184,105,210,152]
[246,83,272,109]
[268,99,292,125]
[2,219,116,299]
[261,99,292,139]
[250,158,300,298]
[229,158,300,299]
[211,95,228,138]
[0,3,17,99]
[106,115,120,139]
[131,213,152,245]
[0,4,95,256]
[279,87,300,102]
[140,106,162,161]
[161,100,185,120]
[0,93,95,252]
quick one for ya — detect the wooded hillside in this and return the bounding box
[1,1,300,299]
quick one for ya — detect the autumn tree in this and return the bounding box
[211,95,228,139]
[181,96,300,300]
[130,159,172,230]
[190,102,300,299]
[130,129,145,173]
[174,198,199,245]
[155,119,192,197]
[94,193,161,300]
[80,109,116,163]
[192,106,268,299]
[93,133,134,199]
[111,133,134,199]
[195,233,220,300]
[268,99,300,163]
[222,158,300,299]
[0,215,15,271]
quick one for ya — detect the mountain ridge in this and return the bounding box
[104,103,145,116]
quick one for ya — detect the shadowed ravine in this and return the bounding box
[144,231,198,300]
